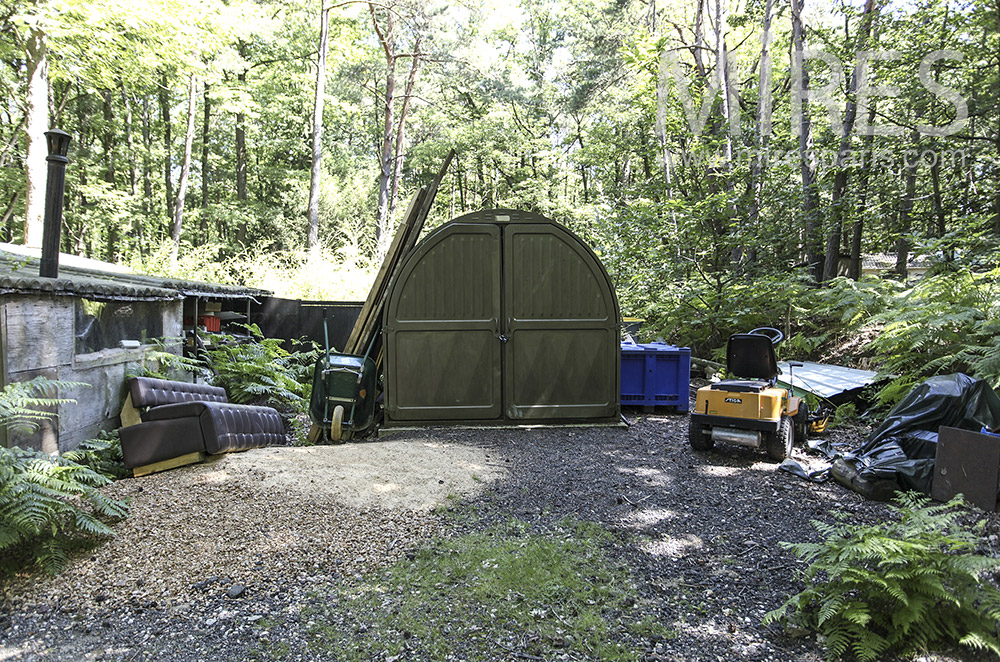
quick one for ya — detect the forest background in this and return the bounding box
[1,0,998,404]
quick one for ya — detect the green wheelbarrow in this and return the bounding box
[307,316,378,442]
[308,352,376,442]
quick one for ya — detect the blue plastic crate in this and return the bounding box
[620,342,691,411]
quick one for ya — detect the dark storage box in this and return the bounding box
[621,342,691,411]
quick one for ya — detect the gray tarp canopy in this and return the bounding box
[777,361,879,404]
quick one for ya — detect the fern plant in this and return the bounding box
[0,377,129,575]
[202,323,319,413]
[63,430,128,480]
[765,493,1000,661]
[868,268,1000,404]
[0,445,129,575]
[0,377,88,432]
[129,336,211,381]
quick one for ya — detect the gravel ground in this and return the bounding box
[2,404,999,661]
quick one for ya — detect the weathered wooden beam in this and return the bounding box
[132,451,205,477]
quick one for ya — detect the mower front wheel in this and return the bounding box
[689,419,713,451]
[765,415,793,462]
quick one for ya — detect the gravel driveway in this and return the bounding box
[2,409,998,661]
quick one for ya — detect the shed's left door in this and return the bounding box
[384,224,503,420]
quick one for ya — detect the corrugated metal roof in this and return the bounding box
[861,253,933,271]
[0,244,270,301]
[776,361,879,401]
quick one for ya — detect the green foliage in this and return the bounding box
[203,323,319,413]
[128,341,212,382]
[0,378,88,433]
[63,430,128,480]
[0,445,129,575]
[303,519,667,660]
[765,493,1000,661]
[632,269,816,354]
[867,269,1000,402]
[830,402,858,429]
[126,245,378,301]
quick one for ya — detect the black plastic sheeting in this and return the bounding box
[853,374,1000,493]
[780,374,1000,494]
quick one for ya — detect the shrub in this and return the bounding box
[63,430,128,480]
[765,493,1000,661]
[868,268,1000,404]
[0,377,87,432]
[203,323,319,414]
[0,446,129,575]
[0,377,129,575]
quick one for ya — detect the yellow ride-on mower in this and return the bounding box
[689,327,806,462]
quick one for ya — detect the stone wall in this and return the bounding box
[0,294,183,453]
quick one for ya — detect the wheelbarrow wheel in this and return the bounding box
[327,405,345,442]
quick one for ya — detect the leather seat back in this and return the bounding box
[129,377,228,410]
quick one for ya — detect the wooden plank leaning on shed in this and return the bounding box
[309,152,454,442]
[343,186,426,355]
[344,149,455,357]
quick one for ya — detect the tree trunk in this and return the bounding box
[387,36,421,226]
[372,3,397,257]
[822,0,878,282]
[715,0,736,163]
[75,94,90,254]
[791,0,822,280]
[201,84,210,209]
[122,91,137,196]
[848,103,878,280]
[307,5,331,250]
[23,28,48,248]
[929,157,945,236]
[200,83,210,244]
[170,73,198,262]
[895,129,920,279]
[236,42,248,245]
[141,96,153,217]
[747,0,774,236]
[693,0,706,79]
[2,192,20,239]
[159,72,174,229]
[102,89,118,261]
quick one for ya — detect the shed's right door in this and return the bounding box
[502,223,618,420]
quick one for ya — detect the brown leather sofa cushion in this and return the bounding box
[120,417,206,468]
[130,377,228,411]
[199,403,285,454]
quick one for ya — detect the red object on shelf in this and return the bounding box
[199,315,221,332]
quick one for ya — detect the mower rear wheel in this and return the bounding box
[765,415,793,462]
[795,421,808,443]
[794,409,809,443]
[689,419,713,451]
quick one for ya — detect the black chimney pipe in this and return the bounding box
[39,129,71,279]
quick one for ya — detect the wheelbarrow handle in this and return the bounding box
[322,367,361,375]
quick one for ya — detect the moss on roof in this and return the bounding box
[0,245,270,302]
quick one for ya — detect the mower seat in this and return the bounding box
[710,380,769,393]
[726,333,780,382]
